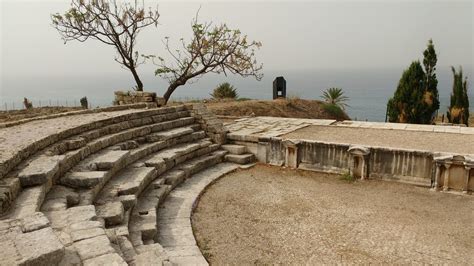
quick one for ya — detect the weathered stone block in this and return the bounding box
[96,202,124,226]
[70,227,106,242]
[73,235,115,261]
[221,144,247,155]
[18,155,63,186]
[15,227,65,266]
[90,150,130,171]
[61,171,107,188]
[20,212,50,233]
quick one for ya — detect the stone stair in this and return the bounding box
[221,144,256,165]
[0,104,232,265]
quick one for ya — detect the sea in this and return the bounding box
[1,67,473,122]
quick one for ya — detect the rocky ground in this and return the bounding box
[192,165,474,265]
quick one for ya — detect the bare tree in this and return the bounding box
[52,0,159,91]
[150,16,263,104]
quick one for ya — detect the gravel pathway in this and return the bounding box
[192,165,474,265]
[283,125,474,154]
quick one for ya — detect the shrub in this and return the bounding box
[386,39,440,124]
[23,98,33,109]
[340,171,355,182]
[322,103,346,120]
[447,66,469,126]
[80,97,88,109]
[211,83,238,99]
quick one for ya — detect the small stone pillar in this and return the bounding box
[433,162,442,191]
[463,166,471,194]
[443,163,452,191]
[283,140,300,168]
[348,146,370,180]
[463,156,474,194]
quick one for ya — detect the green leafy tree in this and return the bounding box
[421,39,440,121]
[321,87,349,110]
[447,66,469,126]
[52,0,159,91]
[387,61,426,123]
[387,39,440,124]
[211,83,238,99]
[150,15,263,104]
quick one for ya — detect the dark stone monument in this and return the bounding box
[273,76,286,99]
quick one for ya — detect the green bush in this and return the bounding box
[322,103,346,120]
[447,66,469,126]
[80,96,88,109]
[386,39,440,124]
[211,82,238,99]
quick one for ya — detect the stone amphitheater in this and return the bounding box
[0,103,472,265]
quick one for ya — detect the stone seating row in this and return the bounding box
[0,104,238,265]
[36,112,228,264]
[2,107,193,217]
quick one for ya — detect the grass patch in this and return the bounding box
[340,171,356,182]
[236,97,252,101]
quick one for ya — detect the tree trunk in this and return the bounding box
[163,84,178,104]
[130,67,144,91]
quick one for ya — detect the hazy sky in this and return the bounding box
[1,0,472,78]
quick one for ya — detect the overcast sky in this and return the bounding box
[1,0,472,79]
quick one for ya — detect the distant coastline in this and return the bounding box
[1,68,473,122]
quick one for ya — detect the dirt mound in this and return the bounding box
[205,98,350,120]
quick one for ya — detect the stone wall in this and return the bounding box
[185,103,227,144]
[114,91,165,106]
[231,136,474,192]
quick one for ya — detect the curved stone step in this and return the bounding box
[129,150,227,248]
[156,163,240,265]
[2,108,194,215]
[1,105,187,182]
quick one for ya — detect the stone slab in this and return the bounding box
[96,202,124,226]
[15,227,65,266]
[18,155,63,186]
[73,235,115,261]
[61,171,107,188]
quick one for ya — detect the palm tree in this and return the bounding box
[321,87,349,110]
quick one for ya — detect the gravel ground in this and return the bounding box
[283,125,474,154]
[192,165,474,265]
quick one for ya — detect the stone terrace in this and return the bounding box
[226,117,474,154]
[0,109,472,265]
[0,104,253,265]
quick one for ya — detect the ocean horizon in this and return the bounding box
[1,67,473,122]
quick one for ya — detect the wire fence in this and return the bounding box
[0,99,109,111]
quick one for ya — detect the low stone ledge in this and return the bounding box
[114,90,165,107]
[0,103,156,129]
[229,135,472,193]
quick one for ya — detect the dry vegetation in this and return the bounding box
[204,98,350,120]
